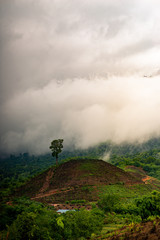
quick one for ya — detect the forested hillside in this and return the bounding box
[110,149,160,180]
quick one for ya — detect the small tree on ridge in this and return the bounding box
[49,139,63,165]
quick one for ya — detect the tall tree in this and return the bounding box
[49,139,63,165]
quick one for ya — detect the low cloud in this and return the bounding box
[1,76,160,154]
[102,152,111,162]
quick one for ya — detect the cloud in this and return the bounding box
[1,0,160,154]
[1,76,160,154]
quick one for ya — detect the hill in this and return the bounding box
[1,137,160,192]
[3,159,160,240]
[13,159,152,204]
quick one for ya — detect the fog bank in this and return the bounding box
[1,76,160,154]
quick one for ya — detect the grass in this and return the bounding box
[95,224,125,240]
[80,161,100,173]
[99,183,155,200]
[101,224,123,234]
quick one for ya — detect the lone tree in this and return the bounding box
[49,139,64,165]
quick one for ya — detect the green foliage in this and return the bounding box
[109,148,160,180]
[2,138,160,239]
[7,212,38,240]
[49,139,63,164]
[6,210,63,240]
[80,161,98,173]
[0,204,18,231]
[104,212,141,225]
[98,193,120,212]
[3,199,62,240]
[70,199,86,204]
[1,198,104,240]
[0,198,54,231]
[2,138,160,197]
[98,183,156,216]
[135,191,160,220]
[62,208,104,240]
[56,216,64,229]
[114,201,139,216]
[0,153,56,195]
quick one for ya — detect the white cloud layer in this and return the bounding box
[1,0,160,154]
[1,76,160,154]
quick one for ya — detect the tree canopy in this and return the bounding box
[49,139,64,165]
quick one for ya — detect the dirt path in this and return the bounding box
[39,168,54,193]
[31,163,98,200]
[31,187,74,200]
[31,168,55,200]
[142,175,152,183]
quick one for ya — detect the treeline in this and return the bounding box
[98,190,160,221]
[110,148,160,180]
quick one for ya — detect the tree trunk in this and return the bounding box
[56,157,58,165]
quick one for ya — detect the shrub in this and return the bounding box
[70,199,86,204]
[62,208,104,240]
[104,212,141,225]
[7,212,38,240]
[114,202,139,216]
[98,193,120,212]
[4,200,104,240]
[135,191,160,220]
[6,210,62,240]
[0,204,18,230]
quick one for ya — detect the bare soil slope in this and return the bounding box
[48,159,142,188]
[13,159,143,202]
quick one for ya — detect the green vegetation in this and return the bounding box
[136,191,160,220]
[98,193,120,212]
[109,148,160,180]
[98,190,160,221]
[99,183,154,199]
[1,137,160,195]
[68,199,86,204]
[80,161,99,172]
[1,138,160,239]
[0,198,104,240]
[2,175,160,239]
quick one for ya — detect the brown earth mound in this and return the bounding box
[13,159,143,202]
[47,159,142,188]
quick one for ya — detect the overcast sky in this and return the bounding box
[1,0,160,154]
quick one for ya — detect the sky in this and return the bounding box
[1,0,160,154]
